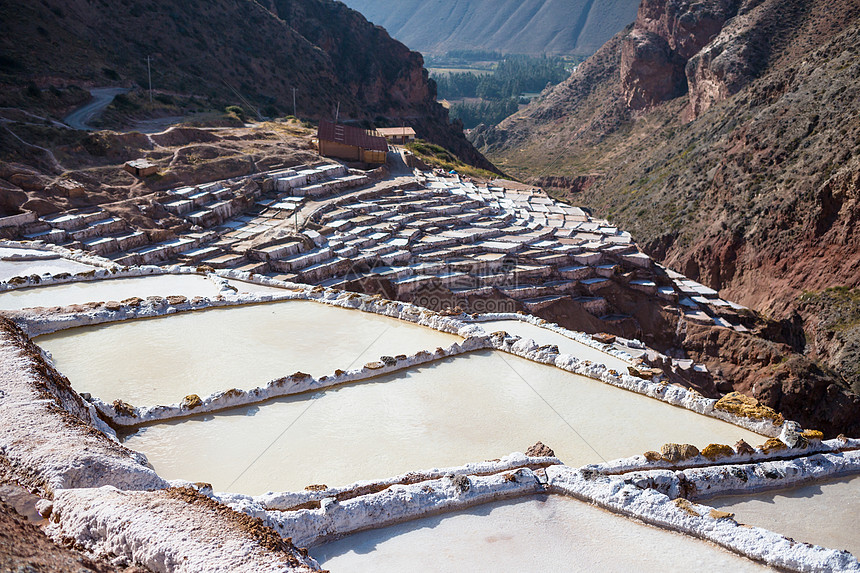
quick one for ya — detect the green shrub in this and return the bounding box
[225,105,246,122]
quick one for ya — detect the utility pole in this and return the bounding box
[292,88,297,119]
[146,56,153,104]
[334,101,340,124]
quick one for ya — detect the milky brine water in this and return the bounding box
[0,247,52,258]
[38,300,461,405]
[478,319,632,371]
[312,495,773,572]
[0,258,96,282]
[0,274,224,310]
[122,351,763,495]
[708,475,860,557]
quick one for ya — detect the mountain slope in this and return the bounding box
[0,0,490,168]
[477,0,860,315]
[474,0,860,432]
[341,0,640,55]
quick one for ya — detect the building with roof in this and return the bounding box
[317,121,388,164]
[123,159,158,178]
[377,126,417,145]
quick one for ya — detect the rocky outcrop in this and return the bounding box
[530,174,602,194]
[620,0,741,110]
[680,320,860,438]
[621,29,687,109]
[685,0,784,119]
[636,0,740,59]
[525,441,556,458]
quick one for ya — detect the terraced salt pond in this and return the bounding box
[0,255,96,282]
[0,274,227,310]
[478,319,632,371]
[38,300,461,405]
[312,496,771,572]
[0,247,51,258]
[708,475,860,557]
[122,351,763,495]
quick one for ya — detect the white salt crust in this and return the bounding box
[0,324,166,493]
[91,338,488,427]
[546,465,860,572]
[45,487,318,573]
[467,311,642,365]
[244,465,545,548]
[590,449,860,502]
[213,452,561,514]
[212,449,860,571]
[678,448,860,501]
[584,437,860,475]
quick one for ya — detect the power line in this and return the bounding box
[292,87,297,119]
[221,78,262,121]
[494,351,608,463]
[146,56,153,104]
[226,326,393,490]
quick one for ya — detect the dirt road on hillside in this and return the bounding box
[64,87,129,131]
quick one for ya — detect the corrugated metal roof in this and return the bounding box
[317,120,388,152]
[377,126,416,137]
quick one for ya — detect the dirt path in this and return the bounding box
[388,147,412,176]
[294,174,415,229]
[291,150,414,228]
[63,87,129,131]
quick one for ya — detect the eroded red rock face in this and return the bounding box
[636,0,740,59]
[621,29,687,109]
[621,0,741,110]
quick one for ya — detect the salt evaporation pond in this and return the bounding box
[0,256,96,282]
[122,351,763,495]
[478,319,632,371]
[0,272,290,310]
[313,496,772,572]
[0,247,51,258]
[0,273,225,310]
[38,300,461,405]
[708,474,860,557]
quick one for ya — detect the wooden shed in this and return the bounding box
[317,121,388,164]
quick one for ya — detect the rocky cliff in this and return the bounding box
[0,0,491,169]
[475,0,860,435]
[621,0,741,109]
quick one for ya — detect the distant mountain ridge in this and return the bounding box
[341,0,640,55]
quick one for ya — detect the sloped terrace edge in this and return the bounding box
[0,318,166,494]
